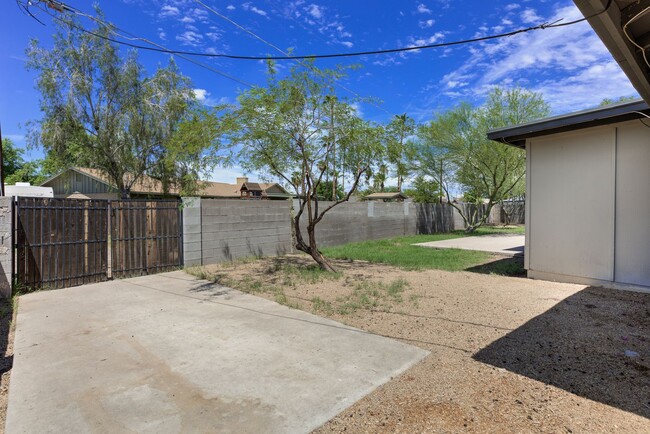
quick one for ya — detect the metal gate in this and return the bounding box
[14,197,182,290]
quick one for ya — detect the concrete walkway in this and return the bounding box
[6,272,428,434]
[415,234,525,257]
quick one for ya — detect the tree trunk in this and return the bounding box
[292,211,337,272]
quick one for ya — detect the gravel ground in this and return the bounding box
[199,255,650,434]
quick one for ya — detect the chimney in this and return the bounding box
[236,177,248,185]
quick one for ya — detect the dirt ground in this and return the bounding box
[0,299,14,433]
[198,255,650,434]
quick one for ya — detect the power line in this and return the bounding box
[192,0,391,115]
[32,2,254,88]
[21,0,613,62]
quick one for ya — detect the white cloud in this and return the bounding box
[159,5,179,17]
[340,41,353,48]
[504,4,520,12]
[157,27,166,40]
[437,4,639,113]
[417,3,432,14]
[208,166,268,184]
[242,2,267,16]
[307,4,323,19]
[176,31,203,46]
[419,19,435,28]
[532,62,638,112]
[521,8,541,24]
[350,102,364,118]
[193,88,209,101]
[206,32,221,42]
[226,5,235,10]
[180,16,195,23]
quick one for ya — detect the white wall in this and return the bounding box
[526,120,650,289]
[614,122,650,286]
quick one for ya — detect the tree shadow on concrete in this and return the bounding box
[473,286,650,418]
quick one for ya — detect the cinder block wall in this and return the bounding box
[0,198,12,297]
[184,198,517,267]
[182,197,203,266]
[295,200,422,248]
[200,199,292,265]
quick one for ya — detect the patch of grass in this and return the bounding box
[311,296,335,315]
[335,278,410,315]
[324,237,490,271]
[322,226,524,274]
[281,264,342,284]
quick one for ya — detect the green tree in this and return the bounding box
[26,12,223,198]
[403,176,440,203]
[1,138,46,185]
[599,96,638,106]
[233,62,383,271]
[384,114,416,192]
[416,88,550,232]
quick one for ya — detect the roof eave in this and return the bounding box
[488,99,650,148]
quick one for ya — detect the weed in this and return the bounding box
[311,296,335,315]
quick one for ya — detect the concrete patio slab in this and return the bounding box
[5,271,429,434]
[415,234,525,257]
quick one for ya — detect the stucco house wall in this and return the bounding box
[525,119,650,291]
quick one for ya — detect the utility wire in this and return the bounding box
[23,0,613,62]
[192,0,391,114]
[33,2,254,88]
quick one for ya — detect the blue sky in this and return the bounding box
[0,0,640,183]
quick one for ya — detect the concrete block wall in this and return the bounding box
[0,198,12,298]
[182,197,202,266]
[200,199,292,264]
[295,200,420,249]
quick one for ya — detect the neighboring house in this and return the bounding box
[199,177,292,200]
[364,192,408,202]
[41,167,178,199]
[41,169,291,200]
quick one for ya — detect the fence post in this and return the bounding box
[0,197,13,298]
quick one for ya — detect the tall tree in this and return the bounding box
[384,114,416,192]
[1,138,46,185]
[26,12,222,198]
[234,62,383,271]
[416,88,550,232]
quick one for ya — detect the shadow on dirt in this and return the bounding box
[473,286,650,418]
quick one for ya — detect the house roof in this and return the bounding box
[365,192,408,200]
[574,0,650,104]
[241,182,263,192]
[43,167,291,198]
[42,167,180,195]
[487,99,650,148]
[198,181,290,198]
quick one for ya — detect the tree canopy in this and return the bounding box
[26,12,225,198]
[232,62,383,270]
[416,87,550,232]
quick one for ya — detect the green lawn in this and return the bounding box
[322,225,525,275]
